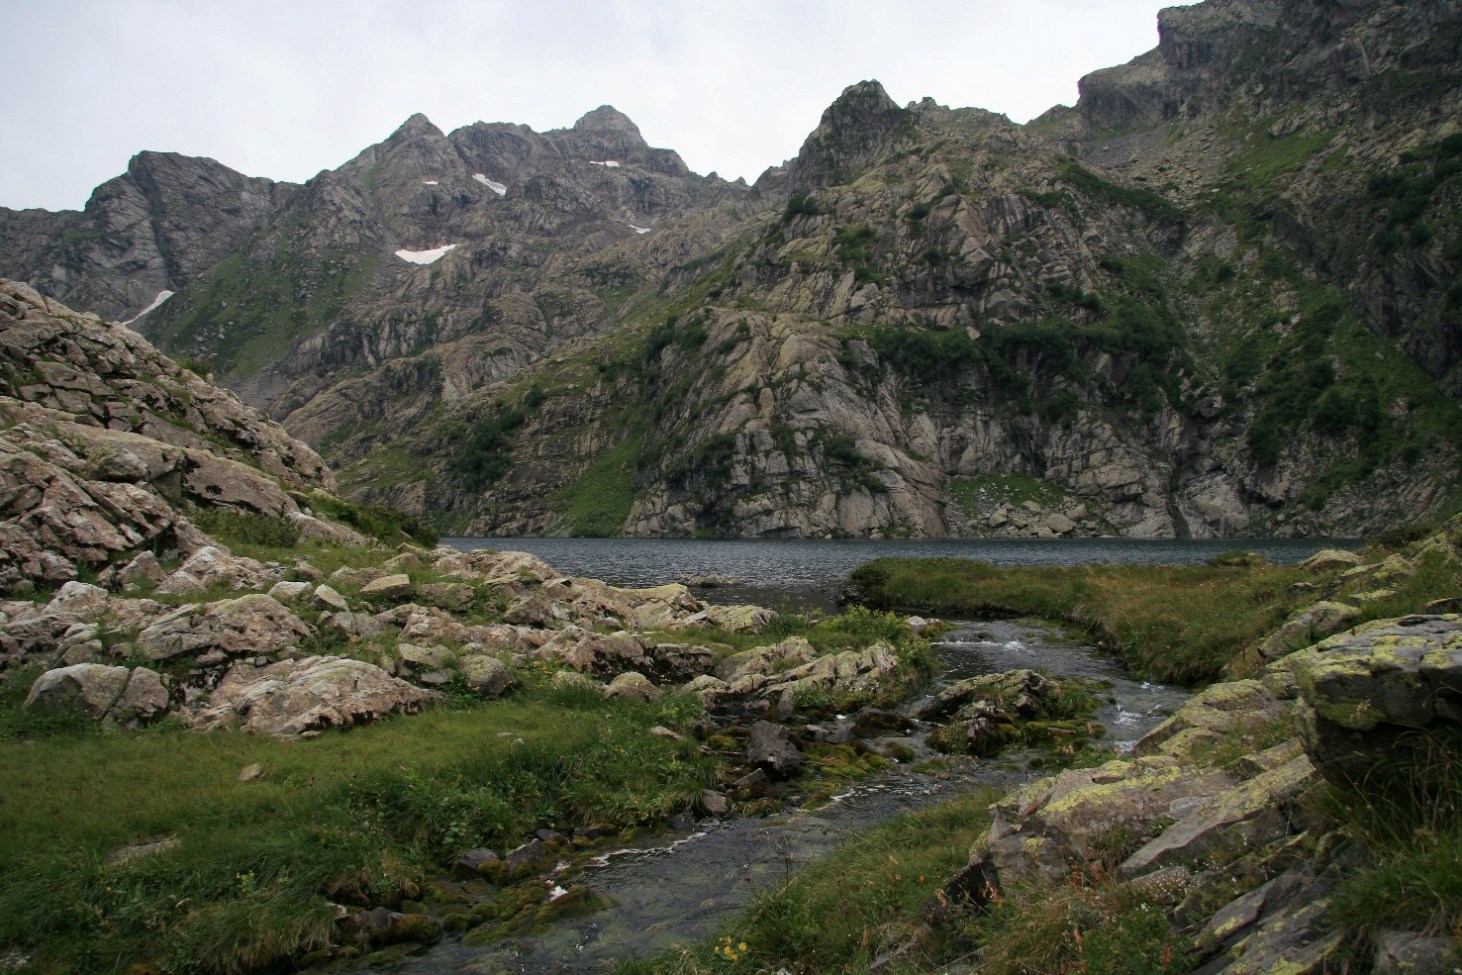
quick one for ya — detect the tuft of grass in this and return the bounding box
[974,873,1194,975]
[1318,733,1462,955]
[625,791,1000,975]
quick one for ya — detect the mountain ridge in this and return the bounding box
[2,0,1458,540]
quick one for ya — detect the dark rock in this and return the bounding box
[746,720,803,778]
[1288,614,1462,788]
[338,906,441,947]
[505,838,546,875]
[851,707,913,737]
[452,848,502,878]
[700,789,729,815]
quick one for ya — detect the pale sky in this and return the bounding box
[0,0,1196,213]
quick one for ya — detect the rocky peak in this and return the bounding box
[572,105,643,138]
[785,80,916,191]
[340,113,460,183]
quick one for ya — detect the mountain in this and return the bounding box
[2,0,1459,540]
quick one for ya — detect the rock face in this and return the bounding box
[1288,613,1462,786]
[0,152,286,321]
[0,279,337,592]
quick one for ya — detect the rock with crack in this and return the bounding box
[137,593,313,664]
[967,755,1236,891]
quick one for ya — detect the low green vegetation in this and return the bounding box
[448,402,528,491]
[552,430,640,537]
[621,791,1001,975]
[946,472,1070,517]
[844,557,1309,684]
[306,493,439,547]
[0,682,713,975]
[1057,157,1185,224]
[1323,743,1462,949]
[147,243,380,379]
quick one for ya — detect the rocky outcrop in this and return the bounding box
[0,152,288,321]
[4,1,1459,541]
[183,656,438,737]
[0,279,344,592]
[949,526,1462,974]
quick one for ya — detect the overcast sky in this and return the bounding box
[0,0,1195,213]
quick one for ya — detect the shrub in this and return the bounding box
[449,404,526,490]
[783,193,822,219]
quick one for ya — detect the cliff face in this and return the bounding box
[0,152,290,323]
[2,0,1459,539]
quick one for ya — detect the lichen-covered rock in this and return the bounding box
[1258,601,1362,661]
[968,756,1236,891]
[1119,753,1315,876]
[688,604,775,634]
[137,594,313,663]
[1288,613,1462,786]
[359,573,414,603]
[24,663,131,717]
[762,641,904,705]
[1298,549,1364,572]
[459,655,518,698]
[605,671,660,702]
[1135,679,1293,758]
[185,655,439,736]
[107,667,171,727]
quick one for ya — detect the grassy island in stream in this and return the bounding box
[842,548,1461,684]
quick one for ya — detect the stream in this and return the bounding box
[346,619,1191,974]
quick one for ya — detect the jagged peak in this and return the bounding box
[830,79,898,112]
[387,112,447,143]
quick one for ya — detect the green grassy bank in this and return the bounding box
[0,681,712,974]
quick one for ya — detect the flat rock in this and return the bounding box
[359,573,413,603]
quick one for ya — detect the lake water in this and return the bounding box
[444,536,1353,612]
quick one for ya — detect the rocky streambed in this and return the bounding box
[333,620,1191,974]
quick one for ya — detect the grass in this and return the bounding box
[620,790,1001,975]
[146,243,379,380]
[947,473,1070,518]
[1317,733,1462,957]
[552,427,641,537]
[971,872,1194,975]
[844,558,1309,684]
[0,683,714,974]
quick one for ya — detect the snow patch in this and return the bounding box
[629,224,651,235]
[473,173,507,195]
[394,244,458,265]
[119,290,175,326]
[421,179,439,185]
[589,160,621,168]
